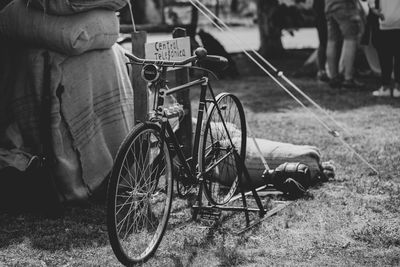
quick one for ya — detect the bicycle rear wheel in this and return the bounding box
[107,122,173,265]
[199,93,246,205]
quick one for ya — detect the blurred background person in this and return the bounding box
[325,0,364,89]
[313,0,329,82]
[369,0,400,97]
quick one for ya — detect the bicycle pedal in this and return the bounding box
[199,207,221,221]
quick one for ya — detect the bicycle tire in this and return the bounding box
[199,93,247,205]
[107,122,173,265]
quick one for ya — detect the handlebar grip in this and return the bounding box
[206,55,228,65]
[194,47,228,69]
[204,55,229,70]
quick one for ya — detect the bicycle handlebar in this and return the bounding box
[125,47,228,69]
[125,53,198,67]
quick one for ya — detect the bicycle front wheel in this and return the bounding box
[199,93,247,205]
[107,122,173,265]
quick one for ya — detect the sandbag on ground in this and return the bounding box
[0,0,119,56]
[191,119,324,188]
[245,138,322,187]
[26,0,127,15]
[214,137,323,189]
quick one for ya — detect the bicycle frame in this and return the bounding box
[156,70,266,219]
[148,67,238,188]
[149,71,207,184]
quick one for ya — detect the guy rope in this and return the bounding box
[188,0,378,175]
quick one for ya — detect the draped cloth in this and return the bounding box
[0,43,135,202]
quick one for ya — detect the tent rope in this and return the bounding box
[189,0,379,175]
[126,0,137,33]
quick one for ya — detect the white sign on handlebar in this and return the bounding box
[145,37,191,62]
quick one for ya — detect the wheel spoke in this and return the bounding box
[115,194,134,216]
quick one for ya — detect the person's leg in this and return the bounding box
[326,14,342,87]
[326,39,339,78]
[336,8,364,88]
[317,27,327,69]
[340,39,358,81]
[316,15,329,81]
[316,15,328,70]
[313,0,327,73]
[377,31,393,86]
[394,54,400,85]
[373,30,393,96]
[392,30,400,97]
[377,50,393,87]
[391,30,400,83]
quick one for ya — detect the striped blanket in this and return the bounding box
[0,43,135,202]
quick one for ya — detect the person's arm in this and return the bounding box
[367,0,385,20]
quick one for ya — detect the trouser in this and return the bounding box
[375,29,400,85]
[316,15,328,71]
[326,8,362,80]
[313,2,327,71]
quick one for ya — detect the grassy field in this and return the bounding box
[1,51,400,266]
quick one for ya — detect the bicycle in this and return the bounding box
[106,47,248,265]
